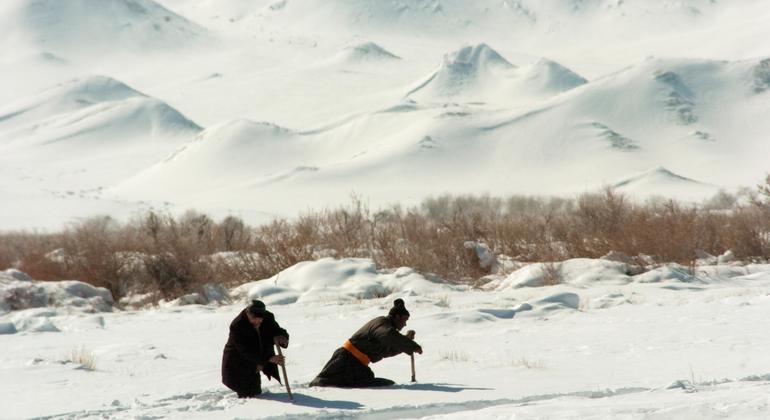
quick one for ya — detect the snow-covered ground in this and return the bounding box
[2,0,770,229]
[4,2,770,417]
[3,258,770,419]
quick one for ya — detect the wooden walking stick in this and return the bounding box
[275,344,293,401]
[410,353,416,382]
[409,330,417,382]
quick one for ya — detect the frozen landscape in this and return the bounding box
[3,257,770,419]
[3,0,770,418]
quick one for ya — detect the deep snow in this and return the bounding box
[3,258,770,419]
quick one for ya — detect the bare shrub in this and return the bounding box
[137,212,213,299]
[541,262,561,286]
[511,356,545,369]
[3,175,770,297]
[68,346,96,371]
[215,216,250,252]
[59,216,138,300]
[256,218,317,271]
[439,349,470,363]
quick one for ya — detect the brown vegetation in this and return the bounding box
[2,177,770,302]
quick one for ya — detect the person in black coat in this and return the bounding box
[221,300,289,398]
[309,298,422,387]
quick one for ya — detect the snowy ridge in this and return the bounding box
[2,0,210,57]
[329,42,401,65]
[0,76,145,132]
[406,43,517,102]
[113,119,303,196]
[406,44,587,104]
[611,166,719,199]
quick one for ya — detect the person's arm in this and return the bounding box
[265,316,290,348]
[374,324,421,355]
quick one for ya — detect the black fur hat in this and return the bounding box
[388,298,410,317]
[248,299,271,317]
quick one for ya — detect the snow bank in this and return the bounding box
[492,258,770,293]
[158,283,231,307]
[0,269,114,333]
[232,258,453,305]
[492,258,632,290]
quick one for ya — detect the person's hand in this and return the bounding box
[274,336,289,348]
[256,364,263,373]
[269,355,285,366]
[414,345,423,355]
[406,330,416,340]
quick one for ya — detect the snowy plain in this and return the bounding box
[3,257,770,419]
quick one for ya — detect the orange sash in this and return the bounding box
[343,339,371,366]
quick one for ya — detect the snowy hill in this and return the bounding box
[407,44,586,104]
[0,76,200,198]
[612,167,720,200]
[0,76,147,131]
[1,0,209,58]
[0,0,769,229]
[328,42,401,65]
[0,76,200,150]
[115,119,304,196]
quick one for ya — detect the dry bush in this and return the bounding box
[68,346,96,371]
[246,216,318,279]
[0,232,22,269]
[136,211,214,299]
[3,175,770,298]
[58,216,140,300]
[541,262,562,286]
[439,349,470,363]
[214,215,251,252]
[511,356,545,370]
[724,207,770,260]
[11,233,69,280]
[321,209,368,257]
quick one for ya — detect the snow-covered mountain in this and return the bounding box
[0,75,200,196]
[1,0,210,59]
[1,0,770,229]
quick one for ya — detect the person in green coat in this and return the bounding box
[310,298,422,387]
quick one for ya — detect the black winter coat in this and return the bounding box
[349,315,419,362]
[221,309,289,393]
[309,315,420,387]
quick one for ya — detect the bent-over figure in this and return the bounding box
[310,298,422,387]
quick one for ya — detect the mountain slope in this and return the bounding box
[1,0,210,58]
